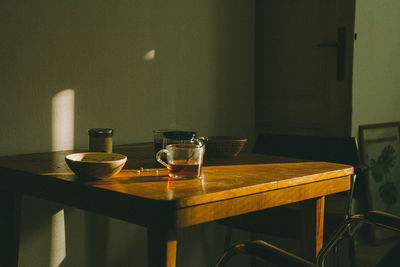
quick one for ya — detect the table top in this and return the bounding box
[0,143,353,227]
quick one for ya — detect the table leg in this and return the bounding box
[0,191,21,267]
[300,196,325,262]
[148,226,177,267]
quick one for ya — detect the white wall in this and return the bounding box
[0,1,254,266]
[352,0,400,136]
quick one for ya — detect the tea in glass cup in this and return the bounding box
[156,143,205,179]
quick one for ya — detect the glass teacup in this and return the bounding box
[156,143,205,179]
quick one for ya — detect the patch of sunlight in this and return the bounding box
[52,89,75,151]
[144,49,156,61]
[50,209,66,267]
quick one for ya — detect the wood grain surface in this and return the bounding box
[0,143,353,266]
[0,144,352,226]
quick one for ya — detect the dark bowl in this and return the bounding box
[205,136,248,157]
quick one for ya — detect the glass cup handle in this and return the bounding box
[156,149,169,168]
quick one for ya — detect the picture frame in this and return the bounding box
[359,121,400,244]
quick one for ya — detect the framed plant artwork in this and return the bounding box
[359,122,400,243]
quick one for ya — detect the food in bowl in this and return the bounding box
[65,152,127,179]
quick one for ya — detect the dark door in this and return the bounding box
[255,0,356,137]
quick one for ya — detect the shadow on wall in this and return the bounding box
[17,89,74,267]
[174,1,255,141]
[20,84,148,266]
[18,197,66,267]
[18,88,114,267]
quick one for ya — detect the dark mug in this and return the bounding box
[153,130,198,153]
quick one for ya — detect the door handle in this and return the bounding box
[318,27,346,80]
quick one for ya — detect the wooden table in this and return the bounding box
[0,144,353,267]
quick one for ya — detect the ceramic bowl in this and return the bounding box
[204,136,248,157]
[65,152,127,179]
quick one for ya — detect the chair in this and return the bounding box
[216,210,400,267]
[218,133,367,251]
